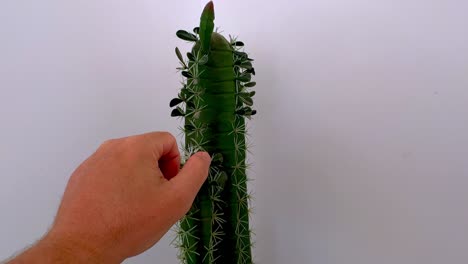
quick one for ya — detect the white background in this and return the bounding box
[1,1,468,263]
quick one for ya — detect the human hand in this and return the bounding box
[7,131,211,263]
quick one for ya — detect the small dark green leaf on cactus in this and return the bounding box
[217,171,228,189]
[249,91,256,97]
[182,71,193,78]
[246,68,256,75]
[187,52,195,62]
[234,51,248,58]
[170,98,184,107]
[239,93,254,106]
[252,109,257,115]
[193,27,200,34]
[236,108,245,115]
[243,106,253,114]
[171,107,185,117]
[234,52,253,61]
[176,30,198,42]
[212,153,223,163]
[239,61,253,70]
[232,41,245,46]
[245,82,256,87]
[236,106,252,115]
[175,47,184,64]
[237,73,252,82]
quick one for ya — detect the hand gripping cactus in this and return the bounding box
[169,2,256,264]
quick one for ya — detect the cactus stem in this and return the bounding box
[172,2,255,263]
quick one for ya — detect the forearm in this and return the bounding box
[5,232,114,264]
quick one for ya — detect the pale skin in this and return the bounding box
[3,131,211,263]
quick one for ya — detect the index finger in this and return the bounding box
[140,131,181,179]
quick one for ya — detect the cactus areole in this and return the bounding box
[170,1,256,264]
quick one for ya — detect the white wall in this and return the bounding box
[1,1,468,263]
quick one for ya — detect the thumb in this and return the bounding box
[169,151,211,201]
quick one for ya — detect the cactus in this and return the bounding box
[169,2,256,264]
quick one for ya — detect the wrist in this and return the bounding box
[9,229,123,264]
[39,231,108,263]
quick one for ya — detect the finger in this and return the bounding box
[140,131,181,179]
[169,152,211,200]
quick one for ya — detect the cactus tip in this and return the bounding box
[202,1,215,19]
[206,1,214,11]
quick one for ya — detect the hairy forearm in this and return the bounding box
[5,232,113,264]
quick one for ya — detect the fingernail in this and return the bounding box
[195,151,211,162]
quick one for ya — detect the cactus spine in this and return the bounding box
[170,2,256,264]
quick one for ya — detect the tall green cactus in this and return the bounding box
[169,2,256,264]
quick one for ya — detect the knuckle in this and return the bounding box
[122,135,140,147]
[119,137,144,160]
[158,131,176,143]
[99,138,117,149]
